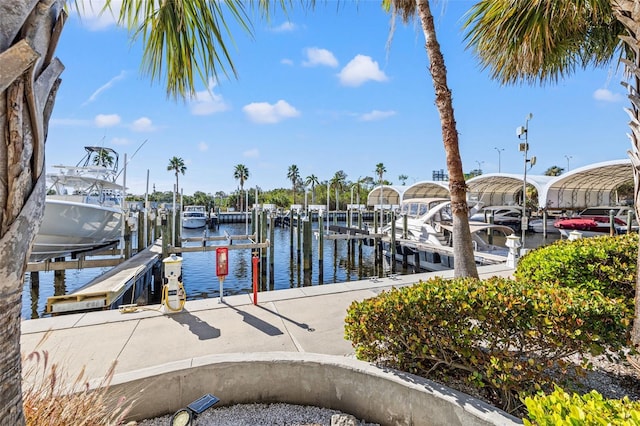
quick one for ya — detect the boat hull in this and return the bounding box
[182,218,207,229]
[30,199,123,262]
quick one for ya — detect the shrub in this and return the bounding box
[523,386,640,425]
[344,276,631,413]
[514,233,637,303]
[22,350,133,425]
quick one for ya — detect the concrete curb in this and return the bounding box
[108,352,522,425]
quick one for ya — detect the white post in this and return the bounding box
[245,189,249,236]
[172,184,176,248]
[326,181,330,233]
[121,153,127,258]
[144,169,149,248]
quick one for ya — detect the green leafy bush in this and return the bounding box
[344,276,630,413]
[514,233,637,303]
[523,386,640,425]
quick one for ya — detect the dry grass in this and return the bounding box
[22,350,134,426]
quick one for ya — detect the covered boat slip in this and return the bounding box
[45,242,162,315]
[369,159,634,212]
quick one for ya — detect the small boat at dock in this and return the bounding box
[182,205,208,229]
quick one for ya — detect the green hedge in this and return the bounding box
[523,386,640,425]
[514,233,637,303]
[344,276,631,412]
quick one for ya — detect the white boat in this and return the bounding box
[469,205,523,232]
[182,205,208,229]
[381,198,514,271]
[30,147,125,262]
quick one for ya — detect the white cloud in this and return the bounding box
[338,55,388,87]
[281,58,294,66]
[74,0,121,30]
[243,148,260,158]
[271,22,297,32]
[189,80,230,115]
[302,47,338,68]
[83,71,126,105]
[198,142,209,152]
[242,100,300,124]
[359,110,397,121]
[95,114,121,127]
[593,88,624,103]
[131,117,155,132]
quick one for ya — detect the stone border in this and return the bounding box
[107,352,522,425]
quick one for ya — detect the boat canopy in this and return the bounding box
[370,159,633,212]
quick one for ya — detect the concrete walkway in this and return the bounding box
[20,264,514,382]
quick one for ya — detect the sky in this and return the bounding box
[47,1,631,196]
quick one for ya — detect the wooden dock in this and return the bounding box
[45,242,162,315]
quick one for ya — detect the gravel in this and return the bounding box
[133,403,380,426]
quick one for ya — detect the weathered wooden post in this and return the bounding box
[261,209,268,290]
[390,210,397,273]
[269,213,275,290]
[296,211,302,259]
[318,211,324,283]
[137,212,145,252]
[289,209,294,259]
[124,222,132,259]
[303,217,312,279]
[161,212,169,259]
[402,214,408,239]
[53,257,65,296]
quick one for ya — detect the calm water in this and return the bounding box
[21,222,385,319]
[21,222,561,320]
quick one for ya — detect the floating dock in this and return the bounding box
[45,242,162,315]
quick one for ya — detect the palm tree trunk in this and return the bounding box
[0,1,66,423]
[613,0,640,346]
[416,0,478,278]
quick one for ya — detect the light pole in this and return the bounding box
[475,160,484,175]
[494,147,504,173]
[565,155,572,172]
[517,113,534,249]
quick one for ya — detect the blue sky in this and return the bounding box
[48,1,630,196]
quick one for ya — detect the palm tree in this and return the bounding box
[167,156,187,196]
[287,164,301,205]
[398,174,409,185]
[234,164,250,212]
[0,3,66,422]
[93,149,115,168]
[0,2,295,421]
[462,0,640,345]
[305,174,320,204]
[375,163,386,186]
[384,0,479,278]
[331,170,348,210]
[544,166,564,177]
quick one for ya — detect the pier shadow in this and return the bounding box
[169,310,221,340]
[223,302,284,337]
[255,305,315,332]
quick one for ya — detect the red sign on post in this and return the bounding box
[216,247,228,276]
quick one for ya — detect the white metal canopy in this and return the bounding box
[366,185,404,207]
[540,159,633,210]
[466,173,554,207]
[400,181,451,200]
[365,160,634,211]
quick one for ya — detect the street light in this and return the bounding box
[516,113,534,249]
[494,147,504,173]
[565,155,572,172]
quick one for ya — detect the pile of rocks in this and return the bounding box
[133,403,380,426]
